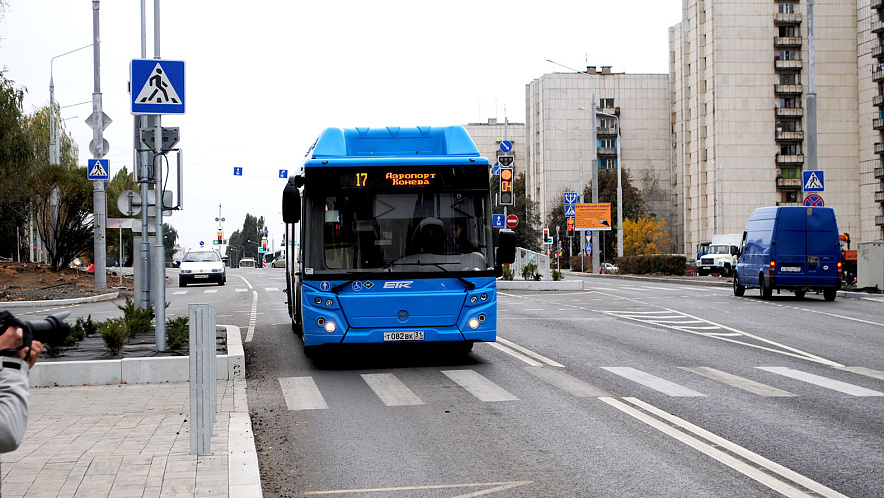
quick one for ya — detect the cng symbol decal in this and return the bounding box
[384,281,413,289]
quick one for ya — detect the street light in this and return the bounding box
[50,44,92,165]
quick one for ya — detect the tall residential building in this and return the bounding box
[670,0,863,255]
[464,118,526,182]
[524,67,672,242]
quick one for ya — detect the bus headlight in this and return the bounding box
[324,321,336,333]
[469,318,480,329]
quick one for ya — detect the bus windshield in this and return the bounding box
[305,190,491,274]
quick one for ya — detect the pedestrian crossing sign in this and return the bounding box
[802,170,824,192]
[130,59,185,115]
[87,159,110,180]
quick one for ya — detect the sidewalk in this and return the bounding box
[0,326,261,497]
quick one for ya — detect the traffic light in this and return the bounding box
[499,167,514,206]
[567,218,575,234]
[214,230,223,245]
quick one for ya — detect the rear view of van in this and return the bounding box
[734,206,841,300]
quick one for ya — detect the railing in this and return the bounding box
[875,142,884,154]
[775,154,805,165]
[774,84,803,95]
[775,107,803,118]
[513,247,551,281]
[876,215,884,226]
[875,166,884,178]
[774,59,802,71]
[873,0,884,10]
[774,36,802,48]
[776,202,802,207]
[874,118,884,130]
[874,95,884,107]
[873,20,884,34]
[876,190,884,203]
[774,13,802,25]
[776,178,802,188]
[776,130,804,141]
[874,69,884,82]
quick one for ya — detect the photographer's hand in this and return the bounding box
[0,326,43,369]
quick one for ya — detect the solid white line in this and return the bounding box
[279,377,328,410]
[495,337,565,367]
[442,370,518,402]
[622,397,849,498]
[245,291,258,342]
[757,367,884,396]
[602,367,705,397]
[680,367,796,397]
[524,367,610,397]
[485,342,543,367]
[361,373,424,406]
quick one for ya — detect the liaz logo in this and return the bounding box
[384,281,413,289]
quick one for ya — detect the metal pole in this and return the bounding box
[137,0,151,310]
[92,0,107,289]
[590,99,599,274]
[49,76,56,165]
[152,0,166,351]
[806,0,817,172]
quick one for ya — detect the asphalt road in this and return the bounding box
[31,269,884,497]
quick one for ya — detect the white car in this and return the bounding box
[600,262,619,273]
[179,250,226,287]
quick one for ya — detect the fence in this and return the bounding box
[512,247,551,280]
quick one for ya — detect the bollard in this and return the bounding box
[189,304,217,455]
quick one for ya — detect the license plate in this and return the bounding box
[194,274,209,279]
[780,266,802,273]
[383,331,424,342]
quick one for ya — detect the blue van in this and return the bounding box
[733,206,841,300]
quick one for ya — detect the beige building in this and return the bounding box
[463,118,527,182]
[523,68,673,241]
[670,0,867,255]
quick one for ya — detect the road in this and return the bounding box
[34,269,884,497]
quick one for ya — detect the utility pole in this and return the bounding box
[806,0,817,172]
[91,0,107,289]
[137,0,151,310]
[151,0,167,351]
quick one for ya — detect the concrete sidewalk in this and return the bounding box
[0,325,261,497]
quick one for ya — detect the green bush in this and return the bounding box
[501,266,515,281]
[100,318,128,355]
[165,316,190,351]
[117,297,155,339]
[616,254,686,275]
[78,315,99,337]
[521,263,539,280]
[551,269,563,281]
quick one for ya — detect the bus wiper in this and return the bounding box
[432,264,476,290]
[330,266,392,294]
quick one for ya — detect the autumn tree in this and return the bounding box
[621,215,672,256]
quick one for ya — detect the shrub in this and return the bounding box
[100,318,128,355]
[616,254,686,275]
[551,269,563,281]
[165,316,190,351]
[117,297,155,339]
[501,266,515,281]
[521,263,539,280]
[79,315,99,337]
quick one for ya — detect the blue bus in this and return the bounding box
[281,126,516,356]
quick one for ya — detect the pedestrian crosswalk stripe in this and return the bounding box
[602,367,706,397]
[204,289,218,294]
[173,290,187,295]
[757,367,884,396]
[442,370,518,402]
[235,288,248,293]
[265,287,279,292]
[279,377,328,410]
[524,367,609,397]
[680,367,796,397]
[361,373,424,406]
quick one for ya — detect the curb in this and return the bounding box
[0,291,121,308]
[497,280,584,291]
[28,324,245,387]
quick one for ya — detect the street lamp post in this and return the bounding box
[50,44,92,166]
[596,111,624,258]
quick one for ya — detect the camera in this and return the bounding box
[0,311,70,356]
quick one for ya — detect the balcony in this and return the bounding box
[874,44,884,59]
[875,118,884,130]
[875,95,884,108]
[876,142,884,154]
[876,190,884,203]
[597,147,616,156]
[876,215,884,226]
[776,177,802,189]
[775,59,802,71]
[873,20,884,34]
[874,69,884,83]
[776,130,804,141]
[777,202,802,207]
[875,166,884,178]
[774,84,802,95]
[596,126,618,138]
[775,107,804,118]
[776,154,804,165]
[774,13,802,25]
[774,36,802,48]
[874,0,884,10]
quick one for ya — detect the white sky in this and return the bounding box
[0,0,681,252]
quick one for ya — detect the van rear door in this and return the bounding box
[806,209,840,287]
[774,208,808,287]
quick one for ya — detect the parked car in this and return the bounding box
[179,250,226,287]
[601,262,619,273]
[271,257,286,268]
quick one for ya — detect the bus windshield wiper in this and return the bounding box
[432,263,476,290]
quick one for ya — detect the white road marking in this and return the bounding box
[245,291,258,342]
[601,397,849,498]
[485,342,543,367]
[303,481,533,496]
[279,377,328,410]
[835,366,884,381]
[524,367,610,397]
[680,367,796,396]
[602,367,706,397]
[495,337,564,367]
[757,367,884,396]
[442,370,518,402]
[204,289,218,294]
[265,287,279,292]
[235,288,248,293]
[173,291,187,295]
[361,373,424,406]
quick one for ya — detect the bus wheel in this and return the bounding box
[453,341,475,354]
[733,272,745,296]
[823,288,837,301]
[794,290,806,299]
[760,274,772,300]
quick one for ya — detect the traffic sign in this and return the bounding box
[564,205,576,217]
[131,59,186,115]
[233,167,243,176]
[563,192,579,205]
[802,170,824,192]
[84,111,112,131]
[804,193,825,207]
[493,165,502,175]
[87,159,110,180]
[499,140,513,153]
[492,214,505,228]
[505,214,519,228]
[279,170,288,178]
[89,138,110,158]
[499,155,514,167]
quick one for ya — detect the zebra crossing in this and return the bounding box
[277,362,884,411]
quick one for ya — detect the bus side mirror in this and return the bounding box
[496,229,516,265]
[282,176,301,224]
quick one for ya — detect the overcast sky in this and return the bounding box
[0,0,681,252]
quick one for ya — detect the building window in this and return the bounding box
[598,158,617,170]
[780,144,801,155]
[778,3,795,14]
[599,98,615,108]
[779,97,799,108]
[780,167,800,179]
[777,120,799,132]
[779,73,799,84]
[779,26,797,37]
[599,139,616,149]
[776,50,799,61]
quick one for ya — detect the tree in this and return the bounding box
[226,213,265,263]
[106,167,137,265]
[546,168,647,260]
[163,223,178,262]
[621,215,672,256]
[0,72,34,259]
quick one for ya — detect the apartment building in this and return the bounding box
[463,118,527,182]
[523,67,672,242]
[670,0,863,255]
